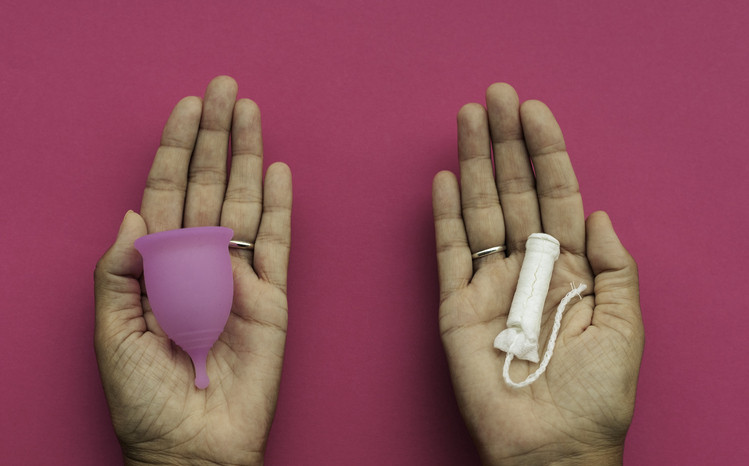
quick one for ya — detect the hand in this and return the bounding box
[94,76,292,466]
[432,83,643,465]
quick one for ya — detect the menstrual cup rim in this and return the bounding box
[134,226,234,251]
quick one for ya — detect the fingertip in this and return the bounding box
[208,75,238,92]
[432,171,461,218]
[265,162,293,206]
[485,83,523,141]
[586,210,636,276]
[94,212,148,344]
[115,211,147,267]
[433,169,456,184]
[164,96,202,136]
[457,104,491,160]
[586,210,619,245]
[232,98,263,148]
[587,210,612,229]
[96,211,147,285]
[586,211,642,335]
[457,102,486,123]
[267,161,292,180]
[119,210,147,240]
[117,209,134,234]
[486,82,519,104]
[520,99,550,115]
[520,99,566,156]
[432,170,457,196]
[235,98,261,117]
[520,99,557,127]
[175,95,203,113]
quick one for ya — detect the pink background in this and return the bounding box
[1,1,747,464]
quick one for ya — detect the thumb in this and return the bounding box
[94,211,148,340]
[586,211,642,331]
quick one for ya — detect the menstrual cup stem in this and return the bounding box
[188,348,210,389]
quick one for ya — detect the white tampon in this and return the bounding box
[493,233,560,363]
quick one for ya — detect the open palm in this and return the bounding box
[433,84,643,465]
[94,76,291,466]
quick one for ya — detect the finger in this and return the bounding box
[457,104,506,260]
[432,171,472,302]
[221,99,264,259]
[253,162,292,294]
[140,96,202,233]
[184,76,238,227]
[94,211,148,346]
[486,83,541,254]
[521,100,585,254]
[586,211,642,331]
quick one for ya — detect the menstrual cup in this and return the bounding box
[134,227,234,389]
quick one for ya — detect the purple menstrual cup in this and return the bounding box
[134,227,234,389]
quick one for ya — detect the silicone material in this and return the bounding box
[134,226,234,389]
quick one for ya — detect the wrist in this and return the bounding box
[482,443,623,466]
[546,446,623,466]
[123,448,264,466]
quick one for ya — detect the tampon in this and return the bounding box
[493,233,560,363]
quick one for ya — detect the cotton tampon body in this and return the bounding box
[494,233,587,388]
[494,233,560,363]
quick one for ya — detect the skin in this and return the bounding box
[432,83,644,465]
[94,76,641,465]
[94,76,291,466]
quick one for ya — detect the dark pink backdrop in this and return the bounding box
[2,1,747,464]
